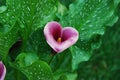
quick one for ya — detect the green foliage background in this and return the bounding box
[0,0,120,80]
[77,5,120,80]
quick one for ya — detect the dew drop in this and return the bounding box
[27,7,30,11]
[6,13,9,16]
[0,6,7,13]
[89,25,93,27]
[39,65,41,68]
[81,28,85,30]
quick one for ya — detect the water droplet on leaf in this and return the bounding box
[0,6,7,13]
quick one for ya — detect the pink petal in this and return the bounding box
[0,61,6,80]
[44,21,62,51]
[56,27,79,53]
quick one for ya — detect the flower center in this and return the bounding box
[57,37,62,43]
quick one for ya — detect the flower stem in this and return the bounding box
[14,69,21,80]
[48,51,56,64]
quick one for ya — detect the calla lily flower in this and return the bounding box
[44,21,79,53]
[0,61,6,80]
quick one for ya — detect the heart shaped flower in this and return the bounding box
[0,61,6,80]
[44,21,79,53]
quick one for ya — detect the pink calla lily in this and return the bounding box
[0,61,6,80]
[44,21,79,53]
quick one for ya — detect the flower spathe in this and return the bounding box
[44,21,79,53]
[0,61,6,80]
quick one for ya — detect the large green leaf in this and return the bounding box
[14,52,39,67]
[0,0,22,60]
[60,0,119,40]
[0,0,58,53]
[25,28,52,63]
[11,52,53,80]
[59,0,120,70]
[77,6,120,79]
[19,0,57,29]
[70,46,90,70]
[0,0,58,60]
[70,34,102,70]
[23,61,53,80]
[0,23,19,60]
[0,0,21,33]
[18,0,58,45]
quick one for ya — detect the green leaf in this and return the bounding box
[77,6,120,79]
[54,72,77,80]
[70,34,102,70]
[0,0,58,52]
[18,0,58,42]
[0,0,21,59]
[70,46,90,70]
[25,28,52,63]
[59,0,120,71]
[19,0,57,28]
[0,0,21,33]
[15,52,39,67]
[60,0,119,40]
[12,52,53,80]
[66,72,77,80]
[22,60,53,80]
[0,23,19,60]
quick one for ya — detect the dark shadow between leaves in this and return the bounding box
[8,40,22,62]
